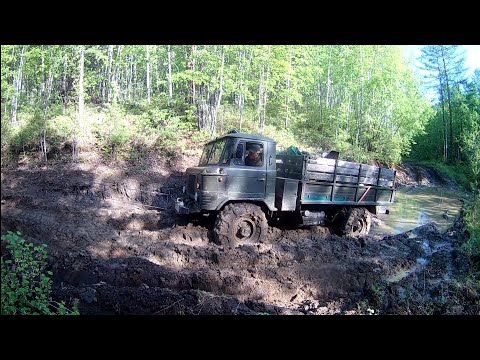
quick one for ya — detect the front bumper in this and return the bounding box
[175,197,200,214]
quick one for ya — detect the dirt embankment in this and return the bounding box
[394,163,457,188]
[1,160,478,315]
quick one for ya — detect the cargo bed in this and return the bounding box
[275,154,396,208]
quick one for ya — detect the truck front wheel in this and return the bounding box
[214,203,268,247]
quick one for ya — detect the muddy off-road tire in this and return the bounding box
[214,203,268,247]
[338,207,372,236]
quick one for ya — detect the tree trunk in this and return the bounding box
[167,45,173,105]
[195,46,226,133]
[285,46,293,128]
[357,47,365,150]
[440,46,454,162]
[214,46,225,131]
[154,47,160,95]
[107,45,114,103]
[189,45,197,104]
[238,49,245,131]
[127,55,133,101]
[257,66,264,131]
[440,87,448,162]
[41,67,54,162]
[113,45,122,103]
[11,46,25,125]
[260,59,270,135]
[133,61,137,102]
[326,45,333,109]
[79,47,85,117]
[437,61,448,162]
[146,45,151,104]
[74,46,85,161]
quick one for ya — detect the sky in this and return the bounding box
[401,45,479,102]
[401,45,480,77]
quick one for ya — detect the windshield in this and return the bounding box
[198,138,236,166]
[199,143,214,165]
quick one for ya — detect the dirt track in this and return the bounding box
[1,161,478,315]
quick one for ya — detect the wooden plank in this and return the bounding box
[336,166,361,176]
[378,179,394,187]
[306,163,336,173]
[358,164,378,172]
[335,174,358,184]
[359,176,379,185]
[360,168,379,177]
[305,172,334,182]
[380,168,395,179]
[304,176,393,188]
[306,157,336,166]
[337,160,360,170]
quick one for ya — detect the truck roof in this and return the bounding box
[208,132,276,145]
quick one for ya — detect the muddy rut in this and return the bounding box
[1,163,478,315]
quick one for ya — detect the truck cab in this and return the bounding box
[175,132,277,215]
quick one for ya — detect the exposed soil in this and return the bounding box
[1,157,478,315]
[394,163,456,188]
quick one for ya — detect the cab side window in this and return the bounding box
[245,142,263,167]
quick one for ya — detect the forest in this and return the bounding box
[1,45,479,315]
[1,46,478,177]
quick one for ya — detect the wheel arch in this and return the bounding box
[216,199,272,216]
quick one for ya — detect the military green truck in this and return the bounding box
[175,131,396,247]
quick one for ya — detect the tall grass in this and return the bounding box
[463,196,480,258]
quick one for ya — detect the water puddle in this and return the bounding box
[372,187,468,236]
[386,257,429,283]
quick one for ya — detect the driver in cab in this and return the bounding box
[245,144,263,166]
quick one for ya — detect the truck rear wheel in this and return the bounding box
[214,203,268,247]
[338,207,371,236]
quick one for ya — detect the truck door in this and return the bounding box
[227,140,266,200]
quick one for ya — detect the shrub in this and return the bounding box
[463,197,480,258]
[1,231,79,315]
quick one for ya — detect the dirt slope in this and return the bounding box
[394,163,457,188]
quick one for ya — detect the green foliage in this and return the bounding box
[463,197,480,258]
[91,104,131,159]
[264,125,300,151]
[410,79,480,191]
[0,44,471,167]
[190,130,214,144]
[8,110,44,153]
[47,113,77,145]
[461,111,480,191]
[1,231,79,315]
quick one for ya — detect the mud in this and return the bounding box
[1,160,478,315]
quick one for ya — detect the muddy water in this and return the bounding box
[372,187,468,236]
